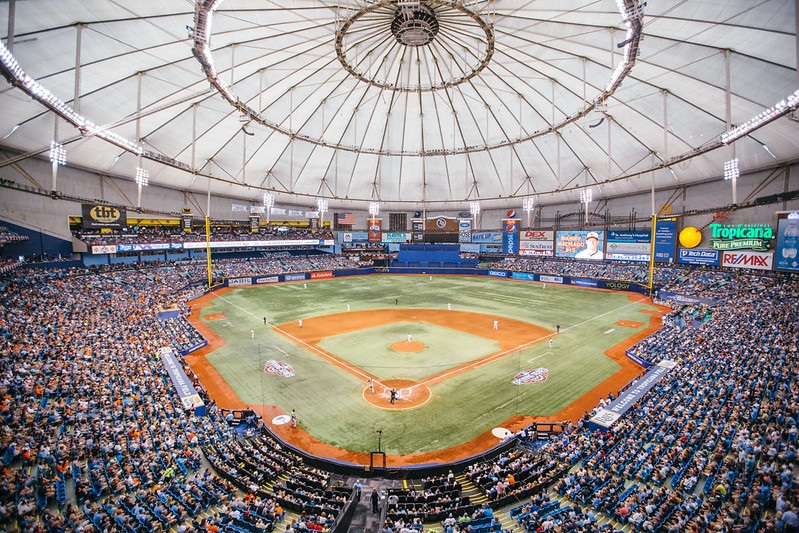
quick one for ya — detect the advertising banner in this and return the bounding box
[556,230,605,260]
[607,230,651,242]
[91,245,118,254]
[254,276,280,284]
[708,223,774,251]
[159,347,205,416]
[472,232,502,243]
[657,291,718,307]
[510,272,537,281]
[606,252,650,261]
[589,361,676,429]
[654,220,677,262]
[81,204,127,229]
[181,213,193,233]
[721,250,774,271]
[520,230,554,257]
[183,239,332,249]
[488,270,508,278]
[310,271,333,279]
[368,218,382,243]
[458,219,472,243]
[774,212,799,272]
[539,275,564,284]
[425,216,458,232]
[502,219,519,255]
[519,249,553,257]
[570,278,599,288]
[382,232,410,243]
[227,277,252,287]
[117,243,178,252]
[338,231,369,243]
[284,273,307,281]
[606,230,650,261]
[678,248,720,266]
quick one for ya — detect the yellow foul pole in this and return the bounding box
[205,216,212,288]
[648,214,657,298]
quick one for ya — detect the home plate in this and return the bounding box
[492,427,513,439]
[272,415,291,426]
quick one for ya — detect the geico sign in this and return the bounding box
[722,252,773,271]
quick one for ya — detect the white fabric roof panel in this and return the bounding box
[0,0,796,210]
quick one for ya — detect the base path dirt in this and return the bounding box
[185,288,667,466]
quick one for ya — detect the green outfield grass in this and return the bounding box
[317,321,501,381]
[199,275,657,455]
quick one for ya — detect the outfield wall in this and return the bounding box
[220,266,653,295]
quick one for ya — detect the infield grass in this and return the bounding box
[199,274,657,455]
[317,321,501,381]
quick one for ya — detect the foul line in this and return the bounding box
[215,294,382,387]
[272,345,290,358]
[414,299,646,390]
[273,327,375,384]
[528,352,552,363]
[217,292,645,394]
[215,294,275,325]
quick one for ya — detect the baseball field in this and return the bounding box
[186,274,663,463]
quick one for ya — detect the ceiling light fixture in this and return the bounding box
[49,141,66,166]
[722,90,799,144]
[369,202,380,217]
[135,167,149,187]
[469,201,481,218]
[723,158,739,181]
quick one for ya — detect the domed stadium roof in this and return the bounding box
[0,0,797,210]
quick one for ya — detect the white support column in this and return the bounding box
[725,50,737,204]
[74,24,83,115]
[662,90,668,160]
[51,116,60,191]
[6,0,15,54]
[136,73,144,208]
[651,154,656,216]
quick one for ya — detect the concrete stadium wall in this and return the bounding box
[1,151,798,237]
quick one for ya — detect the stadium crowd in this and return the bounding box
[0,253,797,533]
[74,225,333,246]
[0,227,27,244]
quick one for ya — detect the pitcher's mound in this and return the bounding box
[391,341,425,352]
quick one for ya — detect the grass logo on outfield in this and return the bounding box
[513,368,549,385]
[264,360,294,378]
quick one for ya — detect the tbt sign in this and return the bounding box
[81,204,126,229]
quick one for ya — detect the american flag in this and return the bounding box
[336,213,356,225]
